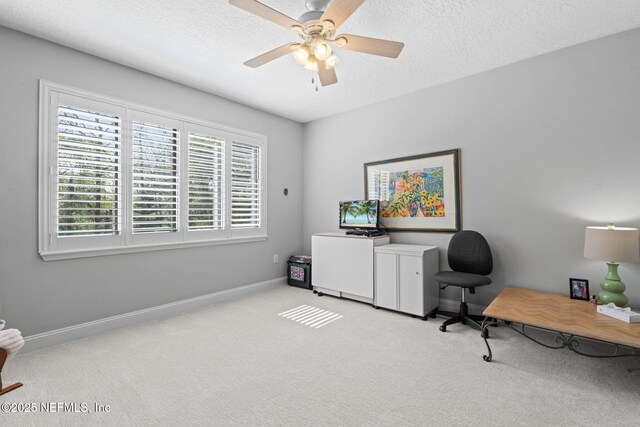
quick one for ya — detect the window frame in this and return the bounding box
[39,80,267,261]
[128,110,183,247]
[186,122,228,241]
[230,137,265,238]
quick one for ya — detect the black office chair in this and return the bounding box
[434,230,493,336]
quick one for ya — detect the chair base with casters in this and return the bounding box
[433,228,494,337]
[434,230,493,338]
[438,287,489,338]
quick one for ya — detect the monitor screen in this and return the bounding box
[339,200,380,229]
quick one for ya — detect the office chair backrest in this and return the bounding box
[447,230,493,276]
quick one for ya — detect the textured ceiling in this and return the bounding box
[1,0,640,123]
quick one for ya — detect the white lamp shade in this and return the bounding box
[303,55,318,71]
[292,45,310,65]
[325,54,339,69]
[584,226,640,262]
[314,42,332,61]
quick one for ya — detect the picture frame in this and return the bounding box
[364,149,461,232]
[569,278,590,301]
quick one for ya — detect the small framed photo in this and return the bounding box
[569,278,589,301]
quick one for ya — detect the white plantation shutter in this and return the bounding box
[57,104,121,237]
[188,132,225,231]
[40,83,267,260]
[132,120,179,234]
[231,141,261,229]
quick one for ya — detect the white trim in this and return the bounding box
[40,235,268,261]
[38,80,52,257]
[229,137,266,236]
[438,298,486,316]
[22,277,286,353]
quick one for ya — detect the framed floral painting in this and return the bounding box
[364,149,461,232]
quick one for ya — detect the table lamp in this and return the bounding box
[584,224,640,307]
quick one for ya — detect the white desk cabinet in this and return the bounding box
[374,244,439,317]
[312,233,390,303]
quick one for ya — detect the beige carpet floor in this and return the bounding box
[2,285,639,426]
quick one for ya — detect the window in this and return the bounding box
[188,132,225,232]
[39,81,266,260]
[56,104,122,237]
[231,141,261,230]
[131,119,180,235]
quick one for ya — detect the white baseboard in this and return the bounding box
[23,276,287,353]
[438,298,487,316]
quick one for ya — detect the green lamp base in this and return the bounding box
[597,262,628,307]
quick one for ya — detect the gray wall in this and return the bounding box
[303,28,640,307]
[0,26,304,336]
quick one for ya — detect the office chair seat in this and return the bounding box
[433,271,491,288]
[435,230,493,337]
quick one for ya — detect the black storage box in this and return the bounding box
[287,255,312,289]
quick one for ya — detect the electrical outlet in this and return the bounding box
[273,254,279,264]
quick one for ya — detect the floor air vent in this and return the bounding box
[278,305,343,329]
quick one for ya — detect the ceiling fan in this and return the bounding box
[229,0,405,87]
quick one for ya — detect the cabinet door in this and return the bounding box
[339,238,375,298]
[375,252,397,309]
[398,254,424,316]
[311,236,333,290]
[312,236,375,298]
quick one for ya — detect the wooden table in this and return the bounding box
[481,287,640,362]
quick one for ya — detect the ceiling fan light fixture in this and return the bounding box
[230,0,405,88]
[325,54,339,69]
[303,54,319,72]
[313,41,332,61]
[292,45,311,65]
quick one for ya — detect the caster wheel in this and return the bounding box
[429,312,437,319]
[313,290,317,294]
[439,325,446,332]
[318,292,323,297]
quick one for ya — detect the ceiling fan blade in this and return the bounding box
[317,60,338,87]
[229,0,301,30]
[320,0,366,30]
[333,34,404,58]
[244,43,298,68]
